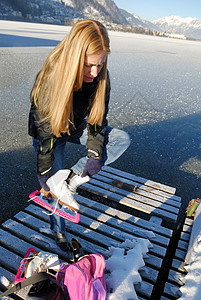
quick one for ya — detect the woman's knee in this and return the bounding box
[121,130,130,145]
[112,128,131,148]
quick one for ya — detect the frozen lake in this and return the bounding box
[1,20,201,223]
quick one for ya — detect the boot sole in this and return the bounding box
[50,191,79,212]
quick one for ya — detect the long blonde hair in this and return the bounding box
[30,19,110,137]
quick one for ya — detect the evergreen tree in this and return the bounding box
[7,0,30,17]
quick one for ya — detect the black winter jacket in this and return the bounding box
[28,74,111,176]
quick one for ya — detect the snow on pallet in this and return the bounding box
[0,166,181,299]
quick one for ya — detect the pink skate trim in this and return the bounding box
[15,247,36,283]
[29,191,80,223]
[29,190,40,198]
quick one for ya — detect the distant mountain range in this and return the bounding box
[120,8,201,39]
[1,0,201,39]
[152,15,201,40]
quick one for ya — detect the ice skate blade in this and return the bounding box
[29,190,80,223]
[62,206,77,217]
[58,199,79,212]
[49,191,79,212]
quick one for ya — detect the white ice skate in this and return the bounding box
[46,170,89,212]
[69,173,90,192]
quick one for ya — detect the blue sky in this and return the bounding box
[114,0,201,21]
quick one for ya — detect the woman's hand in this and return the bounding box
[82,157,102,177]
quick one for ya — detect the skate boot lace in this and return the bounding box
[62,181,79,210]
[64,181,77,195]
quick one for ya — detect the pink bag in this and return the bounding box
[56,254,107,300]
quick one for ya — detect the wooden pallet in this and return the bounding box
[81,166,181,225]
[0,166,182,299]
[162,217,193,299]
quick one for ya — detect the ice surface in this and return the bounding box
[107,31,201,128]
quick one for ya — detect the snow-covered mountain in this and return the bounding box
[72,0,128,24]
[1,0,201,39]
[120,9,159,31]
[153,15,201,39]
[0,0,128,26]
[120,11,201,39]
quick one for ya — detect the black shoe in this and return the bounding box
[55,232,69,252]
[69,238,85,261]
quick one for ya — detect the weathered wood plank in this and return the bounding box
[0,292,19,300]
[175,248,186,261]
[0,229,42,259]
[86,178,180,214]
[81,182,178,222]
[102,166,177,195]
[182,224,192,234]
[168,269,186,286]
[139,266,158,285]
[0,281,22,300]
[0,246,22,274]
[94,173,181,208]
[171,258,186,273]
[75,194,172,238]
[179,231,191,243]
[149,216,163,225]
[0,223,69,261]
[2,217,107,258]
[163,281,182,299]
[134,281,154,298]
[12,210,138,252]
[0,290,19,300]
[76,196,171,248]
[177,239,189,252]
[100,170,181,203]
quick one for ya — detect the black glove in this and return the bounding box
[37,173,50,191]
[82,157,102,177]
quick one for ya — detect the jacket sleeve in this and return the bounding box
[28,103,57,176]
[86,72,111,158]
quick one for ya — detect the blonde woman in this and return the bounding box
[29,19,130,251]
